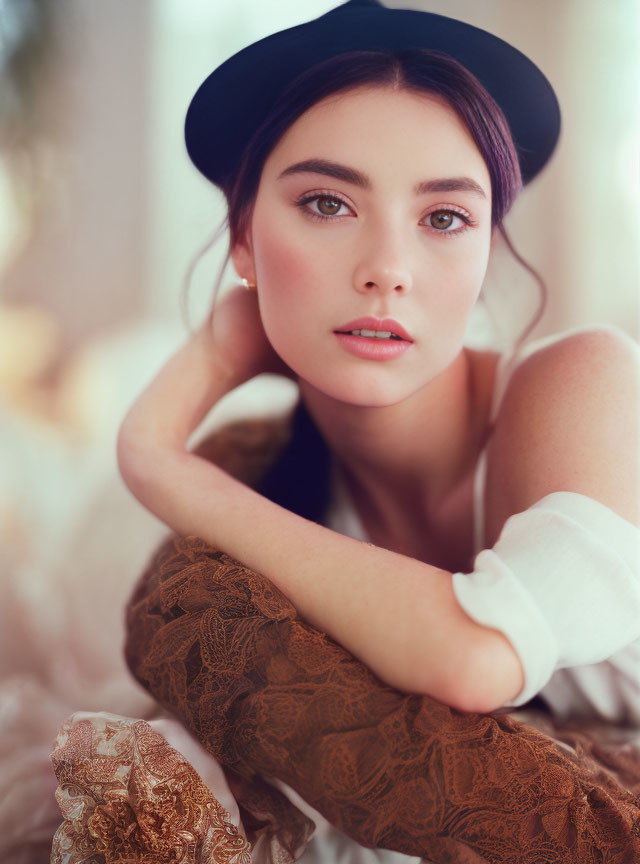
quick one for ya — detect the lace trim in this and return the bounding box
[50,711,252,864]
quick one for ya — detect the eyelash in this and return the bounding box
[294,191,475,236]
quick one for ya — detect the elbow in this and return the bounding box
[428,631,525,715]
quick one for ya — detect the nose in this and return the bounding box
[352,228,414,296]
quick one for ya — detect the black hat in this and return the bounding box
[185,0,560,188]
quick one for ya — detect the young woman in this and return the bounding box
[113,1,640,860]
[119,0,639,716]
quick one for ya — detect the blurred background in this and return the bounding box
[0,1,638,859]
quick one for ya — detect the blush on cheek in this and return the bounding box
[252,229,324,367]
[254,227,315,296]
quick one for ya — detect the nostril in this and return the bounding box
[359,279,408,292]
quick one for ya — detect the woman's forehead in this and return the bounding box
[263,85,491,192]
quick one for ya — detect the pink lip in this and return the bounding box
[334,316,413,342]
[334,332,412,361]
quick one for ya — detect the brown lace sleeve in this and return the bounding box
[124,534,640,864]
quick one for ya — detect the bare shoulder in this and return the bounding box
[484,326,640,538]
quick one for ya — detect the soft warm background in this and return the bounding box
[0,1,638,860]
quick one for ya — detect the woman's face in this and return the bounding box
[234,85,493,406]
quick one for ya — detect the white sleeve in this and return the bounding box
[451,491,640,708]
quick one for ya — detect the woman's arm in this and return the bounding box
[123,533,640,864]
[117,288,523,714]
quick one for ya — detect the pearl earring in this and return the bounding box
[240,277,257,291]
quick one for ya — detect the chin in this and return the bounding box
[298,366,429,409]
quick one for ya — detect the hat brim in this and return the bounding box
[185,1,561,188]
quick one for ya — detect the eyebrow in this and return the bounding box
[278,158,487,198]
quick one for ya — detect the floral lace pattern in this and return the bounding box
[50,711,252,863]
[125,535,640,863]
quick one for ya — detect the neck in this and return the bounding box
[299,348,487,522]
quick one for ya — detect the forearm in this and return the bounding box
[121,436,520,710]
[117,320,243,455]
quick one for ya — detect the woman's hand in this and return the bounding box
[207,284,294,384]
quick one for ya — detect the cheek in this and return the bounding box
[251,216,318,297]
[251,222,326,363]
[432,241,489,315]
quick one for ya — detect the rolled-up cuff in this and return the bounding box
[452,492,640,711]
[452,554,558,707]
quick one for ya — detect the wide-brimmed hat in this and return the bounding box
[185,0,560,189]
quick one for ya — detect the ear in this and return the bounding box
[230,234,256,285]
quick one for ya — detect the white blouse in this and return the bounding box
[324,340,640,725]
